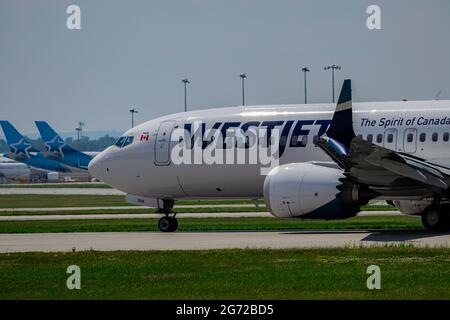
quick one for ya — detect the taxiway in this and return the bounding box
[0,229,448,253]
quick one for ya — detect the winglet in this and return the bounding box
[325,79,356,147]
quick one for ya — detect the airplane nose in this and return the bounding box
[88,152,108,181]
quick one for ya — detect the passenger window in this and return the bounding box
[357,134,363,139]
[432,133,438,142]
[279,135,288,146]
[407,133,413,143]
[444,132,449,142]
[302,135,308,146]
[367,134,373,143]
[313,135,319,145]
[376,134,383,143]
[420,133,426,142]
[387,134,394,143]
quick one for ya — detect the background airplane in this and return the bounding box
[0,155,31,183]
[0,121,71,173]
[34,121,96,170]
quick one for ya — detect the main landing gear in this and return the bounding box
[421,206,450,231]
[157,199,178,232]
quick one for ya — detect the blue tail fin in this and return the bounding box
[34,121,62,143]
[325,79,356,147]
[34,121,92,169]
[0,121,26,145]
[35,121,77,154]
[0,121,39,156]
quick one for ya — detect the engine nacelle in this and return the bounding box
[263,162,375,219]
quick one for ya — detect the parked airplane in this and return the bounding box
[35,121,97,170]
[89,80,450,232]
[0,121,70,173]
[0,155,30,182]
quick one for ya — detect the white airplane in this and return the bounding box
[0,155,31,182]
[89,79,450,232]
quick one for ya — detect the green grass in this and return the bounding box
[0,183,113,189]
[0,216,422,233]
[0,248,449,299]
[0,207,269,216]
[0,195,268,208]
[0,194,395,211]
[178,199,266,206]
[0,195,131,208]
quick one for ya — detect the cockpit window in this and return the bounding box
[114,136,134,148]
[114,137,126,147]
[123,136,134,147]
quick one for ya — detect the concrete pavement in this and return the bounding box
[0,229,448,252]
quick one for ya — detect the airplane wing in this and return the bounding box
[317,80,450,199]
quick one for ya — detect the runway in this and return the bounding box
[0,211,404,221]
[0,230,449,252]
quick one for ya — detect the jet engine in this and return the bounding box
[263,162,377,219]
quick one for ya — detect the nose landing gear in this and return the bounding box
[157,199,178,232]
[158,216,178,232]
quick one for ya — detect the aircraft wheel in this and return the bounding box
[421,207,448,231]
[171,217,178,232]
[158,216,178,232]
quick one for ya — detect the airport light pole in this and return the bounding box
[129,108,138,128]
[75,121,84,148]
[324,65,342,103]
[182,78,190,112]
[301,66,310,104]
[75,127,81,147]
[240,73,247,106]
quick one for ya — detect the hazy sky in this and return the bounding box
[1,0,450,137]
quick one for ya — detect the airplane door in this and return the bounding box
[403,128,417,153]
[155,120,175,165]
[383,128,398,151]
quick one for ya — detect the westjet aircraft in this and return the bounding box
[0,121,70,173]
[89,80,450,232]
[35,121,96,170]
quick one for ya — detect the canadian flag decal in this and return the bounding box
[140,133,150,141]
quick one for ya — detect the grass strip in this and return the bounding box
[0,216,422,234]
[0,247,448,299]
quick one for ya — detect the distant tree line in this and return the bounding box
[0,135,118,153]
